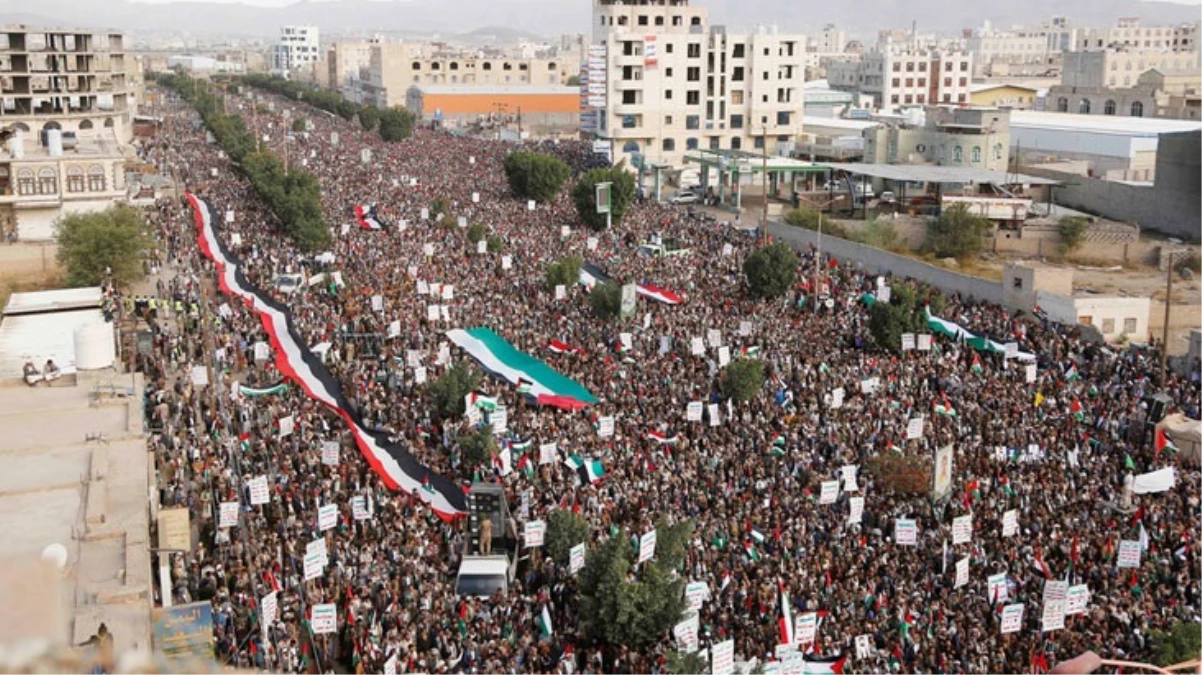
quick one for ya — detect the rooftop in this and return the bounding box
[822,161,1062,185]
[408,84,579,96]
[3,286,102,316]
[1009,110,1202,136]
[969,82,1040,94]
[2,130,129,162]
[801,115,881,132]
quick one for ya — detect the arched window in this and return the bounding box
[37,167,57,194]
[1078,99,1091,114]
[662,138,676,151]
[953,145,963,162]
[16,168,34,195]
[66,166,85,192]
[78,119,93,130]
[482,62,492,71]
[88,164,106,192]
[1057,97,1068,112]
[41,121,62,133]
[685,137,699,151]
[1104,99,1116,115]
[411,62,421,70]
[691,16,701,25]
[11,122,29,132]
[621,140,640,154]
[618,16,628,25]
[971,146,981,163]
[103,117,113,128]
[449,62,458,71]
[548,62,556,70]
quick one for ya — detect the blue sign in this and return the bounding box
[153,602,214,663]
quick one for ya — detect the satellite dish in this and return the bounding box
[41,543,68,570]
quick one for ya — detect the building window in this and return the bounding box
[1078,99,1091,114]
[730,114,743,129]
[1079,315,1093,326]
[1102,318,1115,334]
[663,138,676,151]
[1057,97,1068,112]
[688,43,701,58]
[891,95,900,104]
[1123,317,1137,334]
[16,169,34,195]
[622,115,637,129]
[960,61,969,71]
[730,137,742,150]
[971,146,981,163]
[88,165,106,191]
[67,166,85,192]
[905,78,913,87]
[732,67,744,81]
[958,94,966,103]
[686,91,700,105]
[623,90,638,105]
[953,146,963,162]
[994,144,1003,160]
[37,167,57,194]
[892,63,900,72]
[1104,99,1117,115]
[1131,101,1144,117]
[665,67,673,77]
[904,94,913,104]
[892,78,900,87]
[686,115,700,129]
[638,14,648,25]
[622,141,640,153]
[959,77,967,86]
[708,136,720,150]
[732,44,745,58]
[776,111,790,126]
[79,119,93,130]
[753,136,764,149]
[687,67,700,81]
[449,62,459,70]
[686,137,699,150]
[482,62,491,71]
[944,77,952,87]
[665,115,673,125]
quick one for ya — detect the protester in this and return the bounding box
[130,85,1201,675]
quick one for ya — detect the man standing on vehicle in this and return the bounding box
[479,516,492,555]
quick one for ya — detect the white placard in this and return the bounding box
[739,321,752,336]
[722,243,734,257]
[848,496,864,525]
[906,417,924,440]
[685,581,710,612]
[442,284,454,300]
[529,200,537,211]
[707,329,722,349]
[189,366,209,386]
[427,305,440,321]
[711,639,735,675]
[841,465,859,492]
[388,320,401,338]
[278,415,295,438]
[440,305,451,322]
[423,243,434,256]
[795,612,818,644]
[303,551,324,581]
[674,614,700,653]
[321,441,339,466]
[416,279,429,296]
[638,530,657,563]
[249,476,270,505]
[490,406,509,434]
[317,504,339,531]
[877,286,891,303]
[414,366,428,384]
[1065,585,1090,616]
[619,332,633,352]
[502,255,513,270]
[708,403,720,427]
[855,634,873,660]
[1002,509,1018,537]
[261,592,278,628]
[952,515,973,545]
[819,480,840,504]
[1117,540,1142,568]
[597,416,615,438]
[987,573,1009,603]
[861,377,880,395]
[219,501,239,529]
[955,556,970,588]
[917,334,933,351]
[351,496,370,521]
[894,518,917,545]
[306,537,328,566]
[1000,604,1024,634]
[477,240,487,254]
[311,603,338,635]
[587,236,598,250]
[1025,364,1037,384]
[421,207,430,220]
[901,333,916,351]
[555,284,567,300]
[472,191,480,203]
[524,519,546,548]
[384,655,397,675]
[686,401,703,422]
[1005,342,1019,359]
[831,387,845,409]
[371,294,384,312]
[691,337,705,356]
[933,444,955,498]
[539,442,558,465]
[718,346,731,367]
[659,336,672,354]
[225,210,235,224]
[569,543,586,574]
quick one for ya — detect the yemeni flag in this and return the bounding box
[239,381,289,397]
[537,605,553,637]
[547,340,581,355]
[466,391,499,412]
[1071,399,1085,421]
[1156,427,1179,455]
[636,282,684,305]
[803,654,848,675]
[565,454,606,484]
[779,584,795,645]
[354,204,384,231]
[971,353,983,374]
[740,345,762,358]
[448,328,597,410]
[647,429,679,444]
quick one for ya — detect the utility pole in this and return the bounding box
[761,124,769,227]
[1161,251,1174,387]
[517,106,523,143]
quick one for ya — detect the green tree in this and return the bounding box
[868,302,906,355]
[573,164,637,231]
[291,118,306,133]
[427,361,482,420]
[55,204,152,288]
[721,359,765,403]
[336,99,358,121]
[503,151,572,203]
[467,222,487,244]
[545,255,583,292]
[378,108,416,142]
[545,509,589,566]
[1058,216,1088,254]
[487,235,504,253]
[566,74,581,87]
[458,425,497,468]
[1150,621,1202,667]
[358,105,379,132]
[743,242,798,299]
[666,651,709,675]
[578,519,693,648]
[589,282,622,320]
[784,207,820,229]
[924,203,992,259]
[430,197,450,219]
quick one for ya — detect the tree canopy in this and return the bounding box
[721,359,765,403]
[572,164,636,231]
[55,204,152,288]
[379,108,417,142]
[589,282,622,320]
[428,361,482,420]
[503,151,571,203]
[458,425,497,468]
[924,203,991,259]
[743,242,798,299]
[545,255,583,292]
[545,509,589,567]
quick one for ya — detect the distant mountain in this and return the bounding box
[0,0,1196,41]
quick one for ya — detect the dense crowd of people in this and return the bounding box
[130,86,1202,675]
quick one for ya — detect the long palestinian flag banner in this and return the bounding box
[239,381,288,397]
[445,327,598,410]
[187,194,466,520]
[924,308,1036,360]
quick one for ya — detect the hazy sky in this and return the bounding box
[124,0,1200,6]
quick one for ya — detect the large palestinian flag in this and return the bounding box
[925,308,1035,360]
[354,204,384,230]
[187,194,465,520]
[446,327,598,410]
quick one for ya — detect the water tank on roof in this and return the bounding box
[46,129,63,157]
[61,131,77,151]
[74,322,115,371]
[903,108,925,128]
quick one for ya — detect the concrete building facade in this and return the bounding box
[965,17,1070,78]
[862,107,1012,170]
[587,0,807,168]
[1073,18,1198,53]
[1059,49,1200,90]
[270,25,319,77]
[0,25,134,241]
[826,47,974,110]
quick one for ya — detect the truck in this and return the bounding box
[455,483,519,597]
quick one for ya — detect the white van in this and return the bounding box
[456,556,513,597]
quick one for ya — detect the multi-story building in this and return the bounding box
[965,17,1071,77]
[1047,49,1201,118]
[0,25,134,240]
[319,40,375,93]
[587,0,806,168]
[1073,18,1198,52]
[826,47,974,110]
[271,25,319,77]
[1058,49,1201,89]
[861,106,1011,170]
[804,24,848,80]
[354,42,574,109]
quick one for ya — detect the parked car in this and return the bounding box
[670,191,698,205]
